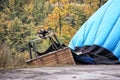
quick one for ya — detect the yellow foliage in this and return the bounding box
[61,25,77,37]
[83,0,108,14]
[52,6,61,13]
[24,2,34,13]
[60,25,77,44]
[61,0,69,4]
[63,4,70,9]
[9,0,15,7]
[82,4,94,16]
[44,13,59,30]
[49,0,57,4]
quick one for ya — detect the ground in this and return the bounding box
[0,65,120,80]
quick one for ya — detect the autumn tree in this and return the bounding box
[0,0,36,53]
[43,1,87,44]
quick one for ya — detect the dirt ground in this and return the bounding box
[0,65,120,80]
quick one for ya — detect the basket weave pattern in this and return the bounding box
[26,47,75,66]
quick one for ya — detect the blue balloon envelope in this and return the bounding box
[68,0,120,61]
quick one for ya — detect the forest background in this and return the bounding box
[0,0,107,68]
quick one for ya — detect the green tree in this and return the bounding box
[32,0,52,25]
[0,0,36,53]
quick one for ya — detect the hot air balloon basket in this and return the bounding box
[26,47,75,66]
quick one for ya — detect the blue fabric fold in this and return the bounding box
[68,0,120,61]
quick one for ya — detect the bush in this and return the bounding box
[0,43,11,67]
[0,43,30,68]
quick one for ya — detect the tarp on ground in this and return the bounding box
[68,0,120,64]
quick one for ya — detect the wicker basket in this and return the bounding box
[26,47,75,66]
